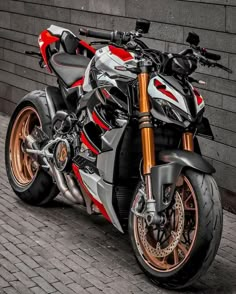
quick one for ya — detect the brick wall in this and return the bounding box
[0,0,236,210]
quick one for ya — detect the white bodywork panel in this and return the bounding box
[83,58,94,92]
[83,46,137,92]
[79,170,102,203]
[47,25,76,37]
[148,75,189,114]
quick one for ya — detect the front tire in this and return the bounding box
[5,90,59,206]
[129,169,223,289]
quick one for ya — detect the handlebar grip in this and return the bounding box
[79,28,113,41]
[202,49,221,61]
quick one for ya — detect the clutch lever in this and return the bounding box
[214,63,233,74]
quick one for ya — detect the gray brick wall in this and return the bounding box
[0,0,236,209]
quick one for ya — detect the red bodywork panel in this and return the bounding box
[72,164,111,222]
[38,30,59,72]
[109,45,133,62]
[71,77,84,88]
[79,40,96,54]
[193,88,203,105]
[38,29,95,74]
[92,111,110,131]
[154,79,178,102]
[80,131,99,155]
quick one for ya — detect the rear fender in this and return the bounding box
[151,150,215,212]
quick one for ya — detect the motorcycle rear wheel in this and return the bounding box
[5,90,59,206]
[129,169,223,289]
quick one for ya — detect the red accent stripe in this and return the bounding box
[193,88,203,105]
[109,45,133,62]
[80,132,99,155]
[71,77,84,88]
[154,79,178,102]
[38,30,59,72]
[101,88,110,99]
[79,40,96,54]
[92,111,110,131]
[72,164,111,222]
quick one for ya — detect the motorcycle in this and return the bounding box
[5,19,232,289]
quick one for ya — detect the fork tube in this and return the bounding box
[138,73,156,176]
[182,132,194,152]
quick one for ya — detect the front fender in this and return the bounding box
[159,149,215,174]
[151,150,215,212]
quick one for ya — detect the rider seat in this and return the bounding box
[50,52,90,87]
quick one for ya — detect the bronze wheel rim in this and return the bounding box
[134,176,198,272]
[9,106,41,186]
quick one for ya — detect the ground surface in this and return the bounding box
[0,112,235,294]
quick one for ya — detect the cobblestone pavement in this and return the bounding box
[0,112,235,294]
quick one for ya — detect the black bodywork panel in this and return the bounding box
[45,86,66,112]
[151,149,215,212]
[197,117,214,140]
[159,149,215,174]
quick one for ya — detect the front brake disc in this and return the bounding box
[138,192,185,258]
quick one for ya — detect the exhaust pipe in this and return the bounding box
[25,132,84,205]
[50,165,78,203]
[65,174,85,205]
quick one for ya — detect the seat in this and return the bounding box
[50,52,90,87]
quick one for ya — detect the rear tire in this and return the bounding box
[5,90,59,206]
[129,169,223,289]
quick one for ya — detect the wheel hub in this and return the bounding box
[137,193,185,258]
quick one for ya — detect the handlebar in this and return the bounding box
[79,28,232,74]
[79,28,114,40]
[79,28,131,44]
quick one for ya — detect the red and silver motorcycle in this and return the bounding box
[5,19,232,289]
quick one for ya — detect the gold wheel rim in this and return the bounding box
[9,106,41,186]
[134,176,198,272]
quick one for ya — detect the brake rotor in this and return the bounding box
[137,192,185,258]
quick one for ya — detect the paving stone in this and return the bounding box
[86,287,103,294]
[0,259,19,274]
[0,267,16,282]
[18,255,39,269]
[35,267,58,284]
[9,281,33,294]
[3,287,19,294]
[0,276,9,288]
[52,282,76,294]
[32,276,56,293]
[15,263,38,278]
[3,243,23,256]
[49,269,73,285]
[67,283,89,294]
[13,271,36,288]
[30,287,47,294]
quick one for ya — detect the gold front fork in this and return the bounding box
[182,132,194,152]
[138,73,156,177]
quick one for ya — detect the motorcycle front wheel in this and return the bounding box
[129,169,223,289]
